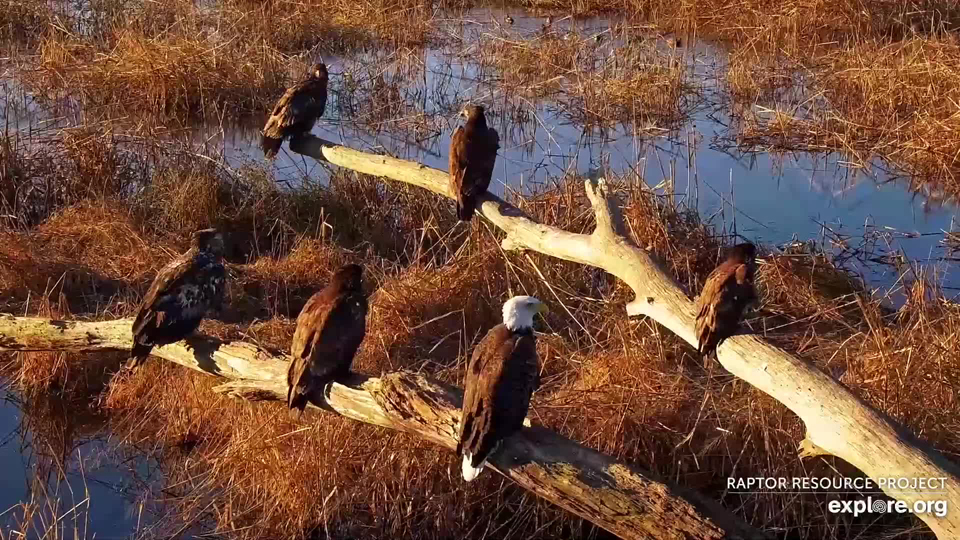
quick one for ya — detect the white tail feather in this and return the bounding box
[461,453,484,482]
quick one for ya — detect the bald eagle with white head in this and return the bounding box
[457,295,547,481]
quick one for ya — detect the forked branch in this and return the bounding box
[288,135,960,538]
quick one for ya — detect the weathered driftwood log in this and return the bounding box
[0,314,762,540]
[288,135,960,537]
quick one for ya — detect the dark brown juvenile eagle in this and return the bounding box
[458,295,547,481]
[128,229,226,370]
[287,263,368,414]
[261,63,328,160]
[449,104,499,221]
[695,242,757,358]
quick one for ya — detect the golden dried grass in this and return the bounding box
[3,165,956,538]
[11,0,440,123]
[27,30,289,121]
[2,0,960,537]
[478,32,696,128]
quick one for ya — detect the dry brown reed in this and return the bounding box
[3,1,960,538]
[11,0,441,123]
[0,0,53,45]
[477,31,696,128]
[699,0,960,197]
[25,30,290,122]
[725,35,960,200]
[3,159,954,537]
[515,0,960,45]
[333,50,450,139]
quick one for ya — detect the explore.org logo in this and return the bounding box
[828,497,948,518]
[726,476,949,518]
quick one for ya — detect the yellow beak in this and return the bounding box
[535,303,549,316]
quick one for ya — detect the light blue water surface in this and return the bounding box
[1,7,959,537]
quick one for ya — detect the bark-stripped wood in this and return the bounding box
[286,134,960,538]
[4,134,960,537]
[0,314,761,540]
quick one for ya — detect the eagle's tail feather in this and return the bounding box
[287,372,336,413]
[126,343,152,371]
[287,384,308,412]
[461,453,484,482]
[261,134,283,159]
[456,199,475,221]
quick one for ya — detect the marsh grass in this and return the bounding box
[0,0,55,46]
[13,0,441,123]
[0,389,109,540]
[3,0,960,538]
[723,35,960,201]
[332,49,450,143]
[0,481,93,540]
[26,29,291,122]
[2,117,957,538]
[476,30,697,128]
[8,0,960,194]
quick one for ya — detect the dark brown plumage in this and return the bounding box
[286,264,368,414]
[261,63,329,160]
[458,296,545,481]
[128,229,226,370]
[694,242,757,358]
[449,104,499,221]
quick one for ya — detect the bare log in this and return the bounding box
[289,135,960,537]
[0,314,762,540]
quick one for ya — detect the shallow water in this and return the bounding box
[5,9,958,297]
[2,8,960,535]
[198,9,960,297]
[4,9,957,299]
[0,388,146,538]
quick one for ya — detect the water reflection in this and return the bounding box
[196,12,959,296]
[0,385,159,538]
[3,9,959,297]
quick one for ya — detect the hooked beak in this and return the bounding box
[535,303,549,316]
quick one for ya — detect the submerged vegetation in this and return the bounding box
[2,0,960,538]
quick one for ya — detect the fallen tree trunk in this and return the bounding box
[288,135,960,537]
[0,314,761,539]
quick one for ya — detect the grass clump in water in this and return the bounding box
[2,125,957,537]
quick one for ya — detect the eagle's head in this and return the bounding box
[332,263,364,293]
[458,104,486,121]
[729,242,757,264]
[192,228,224,256]
[312,63,328,81]
[502,295,548,332]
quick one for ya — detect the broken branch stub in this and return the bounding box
[288,134,960,537]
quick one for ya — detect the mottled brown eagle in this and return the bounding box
[694,242,757,358]
[287,263,368,414]
[458,295,547,481]
[128,229,226,370]
[449,104,499,221]
[261,63,328,160]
